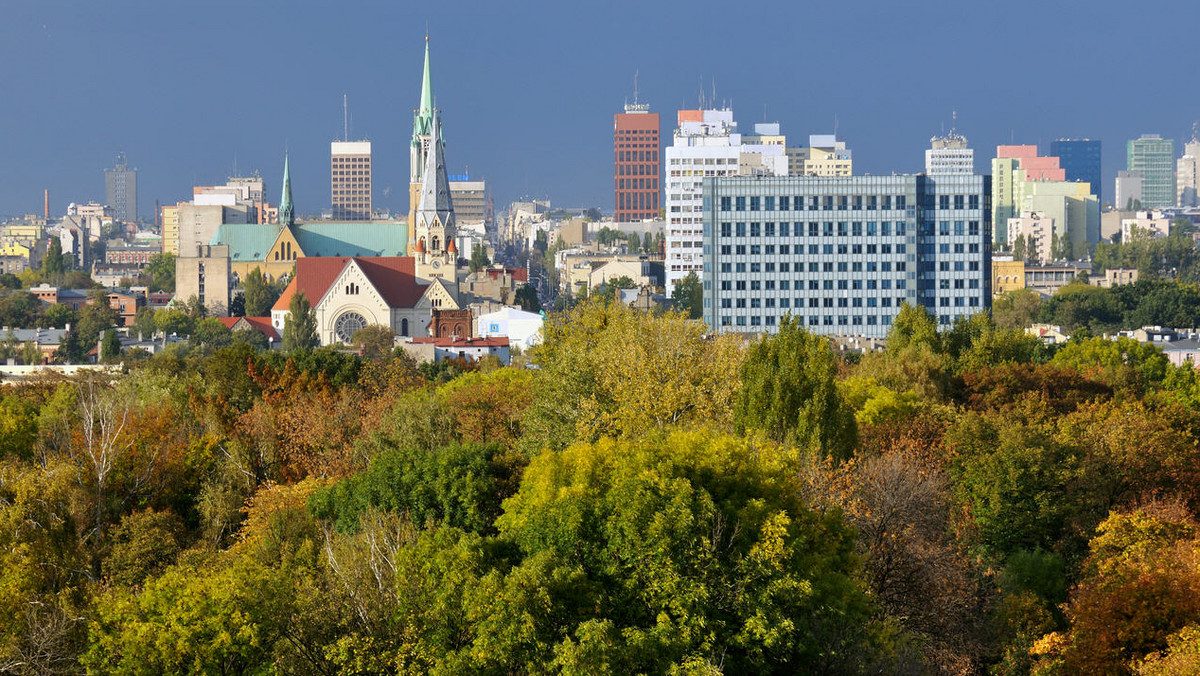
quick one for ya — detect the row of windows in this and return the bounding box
[717,194,983,212]
[716,220,982,238]
[722,297,910,309]
[720,278,911,291]
[721,221,908,237]
[617,150,659,162]
[618,164,656,176]
[617,178,658,190]
[717,243,909,256]
[718,311,971,328]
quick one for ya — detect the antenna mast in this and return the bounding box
[343,94,349,141]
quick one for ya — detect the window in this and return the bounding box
[735,197,746,211]
[764,222,775,237]
[749,222,761,237]
[749,196,761,211]
[954,195,965,209]
[736,222,746,236]
[779,196,790,211]
[764,196,775,211]
[780,222,789,236]
[939,195,950,210]
[720,223,731,237]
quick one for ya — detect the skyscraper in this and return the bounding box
[1177,134,1200,207]
[331,141,372,220]
[664,108,788,289]
[1127,134,1176,208]
[613,102,660,222]
[1050,139,1102,206]
[105,152,138,223]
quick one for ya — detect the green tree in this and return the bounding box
[40,302,77,329]
[993,288,1044,330]
[282,291,318,351]
[42,237,65,277]
[142,252,175,292]
[523,300,741,453]
[469,245,491,273]
[351,324,394,360]
[76,290,119,348]
[310,441,508,534]
[192,317,233,350]
[589,275,636,305]
[131,305,156,339]
[733,316,858,460]
[671,271,703,319]
[514,283,540,313]
[484,430,897,673]
[100,328,121,362]
[242,267,278,317]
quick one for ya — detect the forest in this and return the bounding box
[3,300,1200,675]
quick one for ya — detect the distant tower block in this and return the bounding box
[105,152,138,222]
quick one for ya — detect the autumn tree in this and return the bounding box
[523,300,742,453]
[734,316,857,460]
[282,291,318,351]
[671,271,703,320]
[242,267,281,317]
[351,324,394,360]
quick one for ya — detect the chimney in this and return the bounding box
[44,189,49,219]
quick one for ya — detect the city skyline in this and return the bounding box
[2,1,1198,218]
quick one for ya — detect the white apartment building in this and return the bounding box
[664,109,786,289]
[925,131,974,175]
[1007,211,1056,264]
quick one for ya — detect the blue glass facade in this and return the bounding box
[702,175,991,337]
[1050,139,1102,204]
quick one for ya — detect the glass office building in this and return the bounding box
[1050,139,1102,205]
[702,174,991,337]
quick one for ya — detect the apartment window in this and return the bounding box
[779,222,789,236]
[809,222,819,237]
[779,196,790,211]
[735,197,746,211]
[954,195,965,209]
[837,222,847,236]
[735,222,746,236]
[764,222,775,237]
[969,195,980,209]
[939,195,950,210]
[720,223,731,237]
[749,222,761,237]
[896,196,907,209]
[838,196,848,210]
[764,196,775,211]
[823,196,833,210]
[750,196,761,211]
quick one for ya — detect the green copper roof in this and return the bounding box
[412,38,435,144]
[278,152,294,226]
[212,222,409,261]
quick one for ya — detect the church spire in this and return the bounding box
[278,152,295,227]
[417,111,454,230]
[413,37,435,144]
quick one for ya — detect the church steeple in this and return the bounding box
[413,37,435,150]
[278,152,295,227]
[414,111,455,256]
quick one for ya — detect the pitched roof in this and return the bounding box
[213,222,408,261]
[408,336,509,348]
[272,256,426,312]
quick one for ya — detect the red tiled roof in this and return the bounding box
[216,315,281,340]
[271,257,425,312]
[484,267,528,283]
[408,336,509,348]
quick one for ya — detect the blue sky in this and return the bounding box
[1,0,1197,219]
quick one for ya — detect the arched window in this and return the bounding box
[431,236,440,251]
[401,318,409,336]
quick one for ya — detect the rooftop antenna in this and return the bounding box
[698,76,705,109]
[711,78,716,110]
[1192,120,1199,142]
[951,109,958,135]
[834,114,839,138]
[343,94,349,141]
[633,70,639,106]
[232,152,238,178]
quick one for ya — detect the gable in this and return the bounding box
[267,227,304,263]
[316,259,390,315]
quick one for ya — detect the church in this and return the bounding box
[180,38,475,345]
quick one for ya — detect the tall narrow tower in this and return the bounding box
[279,152,295,227]
[408,37,436,253]
[105,152,138,223]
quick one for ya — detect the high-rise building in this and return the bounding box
[664,108,788,289]
[1127,134,1176,208]
[449,178,487,229]
[926,128,974,175]
[1050,139,1102,205]
[1177,135,1200,207]
[614,103,660,222]
[701,173,991,337]
[105,152,138,223]
[331,141,372,220]
[786,135,853,177]
[1115,171,1144,211]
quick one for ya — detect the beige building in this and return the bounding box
[786,134,853,177]
[1178,137,1200,207]
[175,203,251,259]
[1120,210,1171,242]
[175,244,232,316]
[1025,263,1089,295]
[1007,212,1056,263]
[331,141,372,220]
[449,180,486,230]
[161,205,180,255]
[1090,267,1139,288]
[992,258,1026,295]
